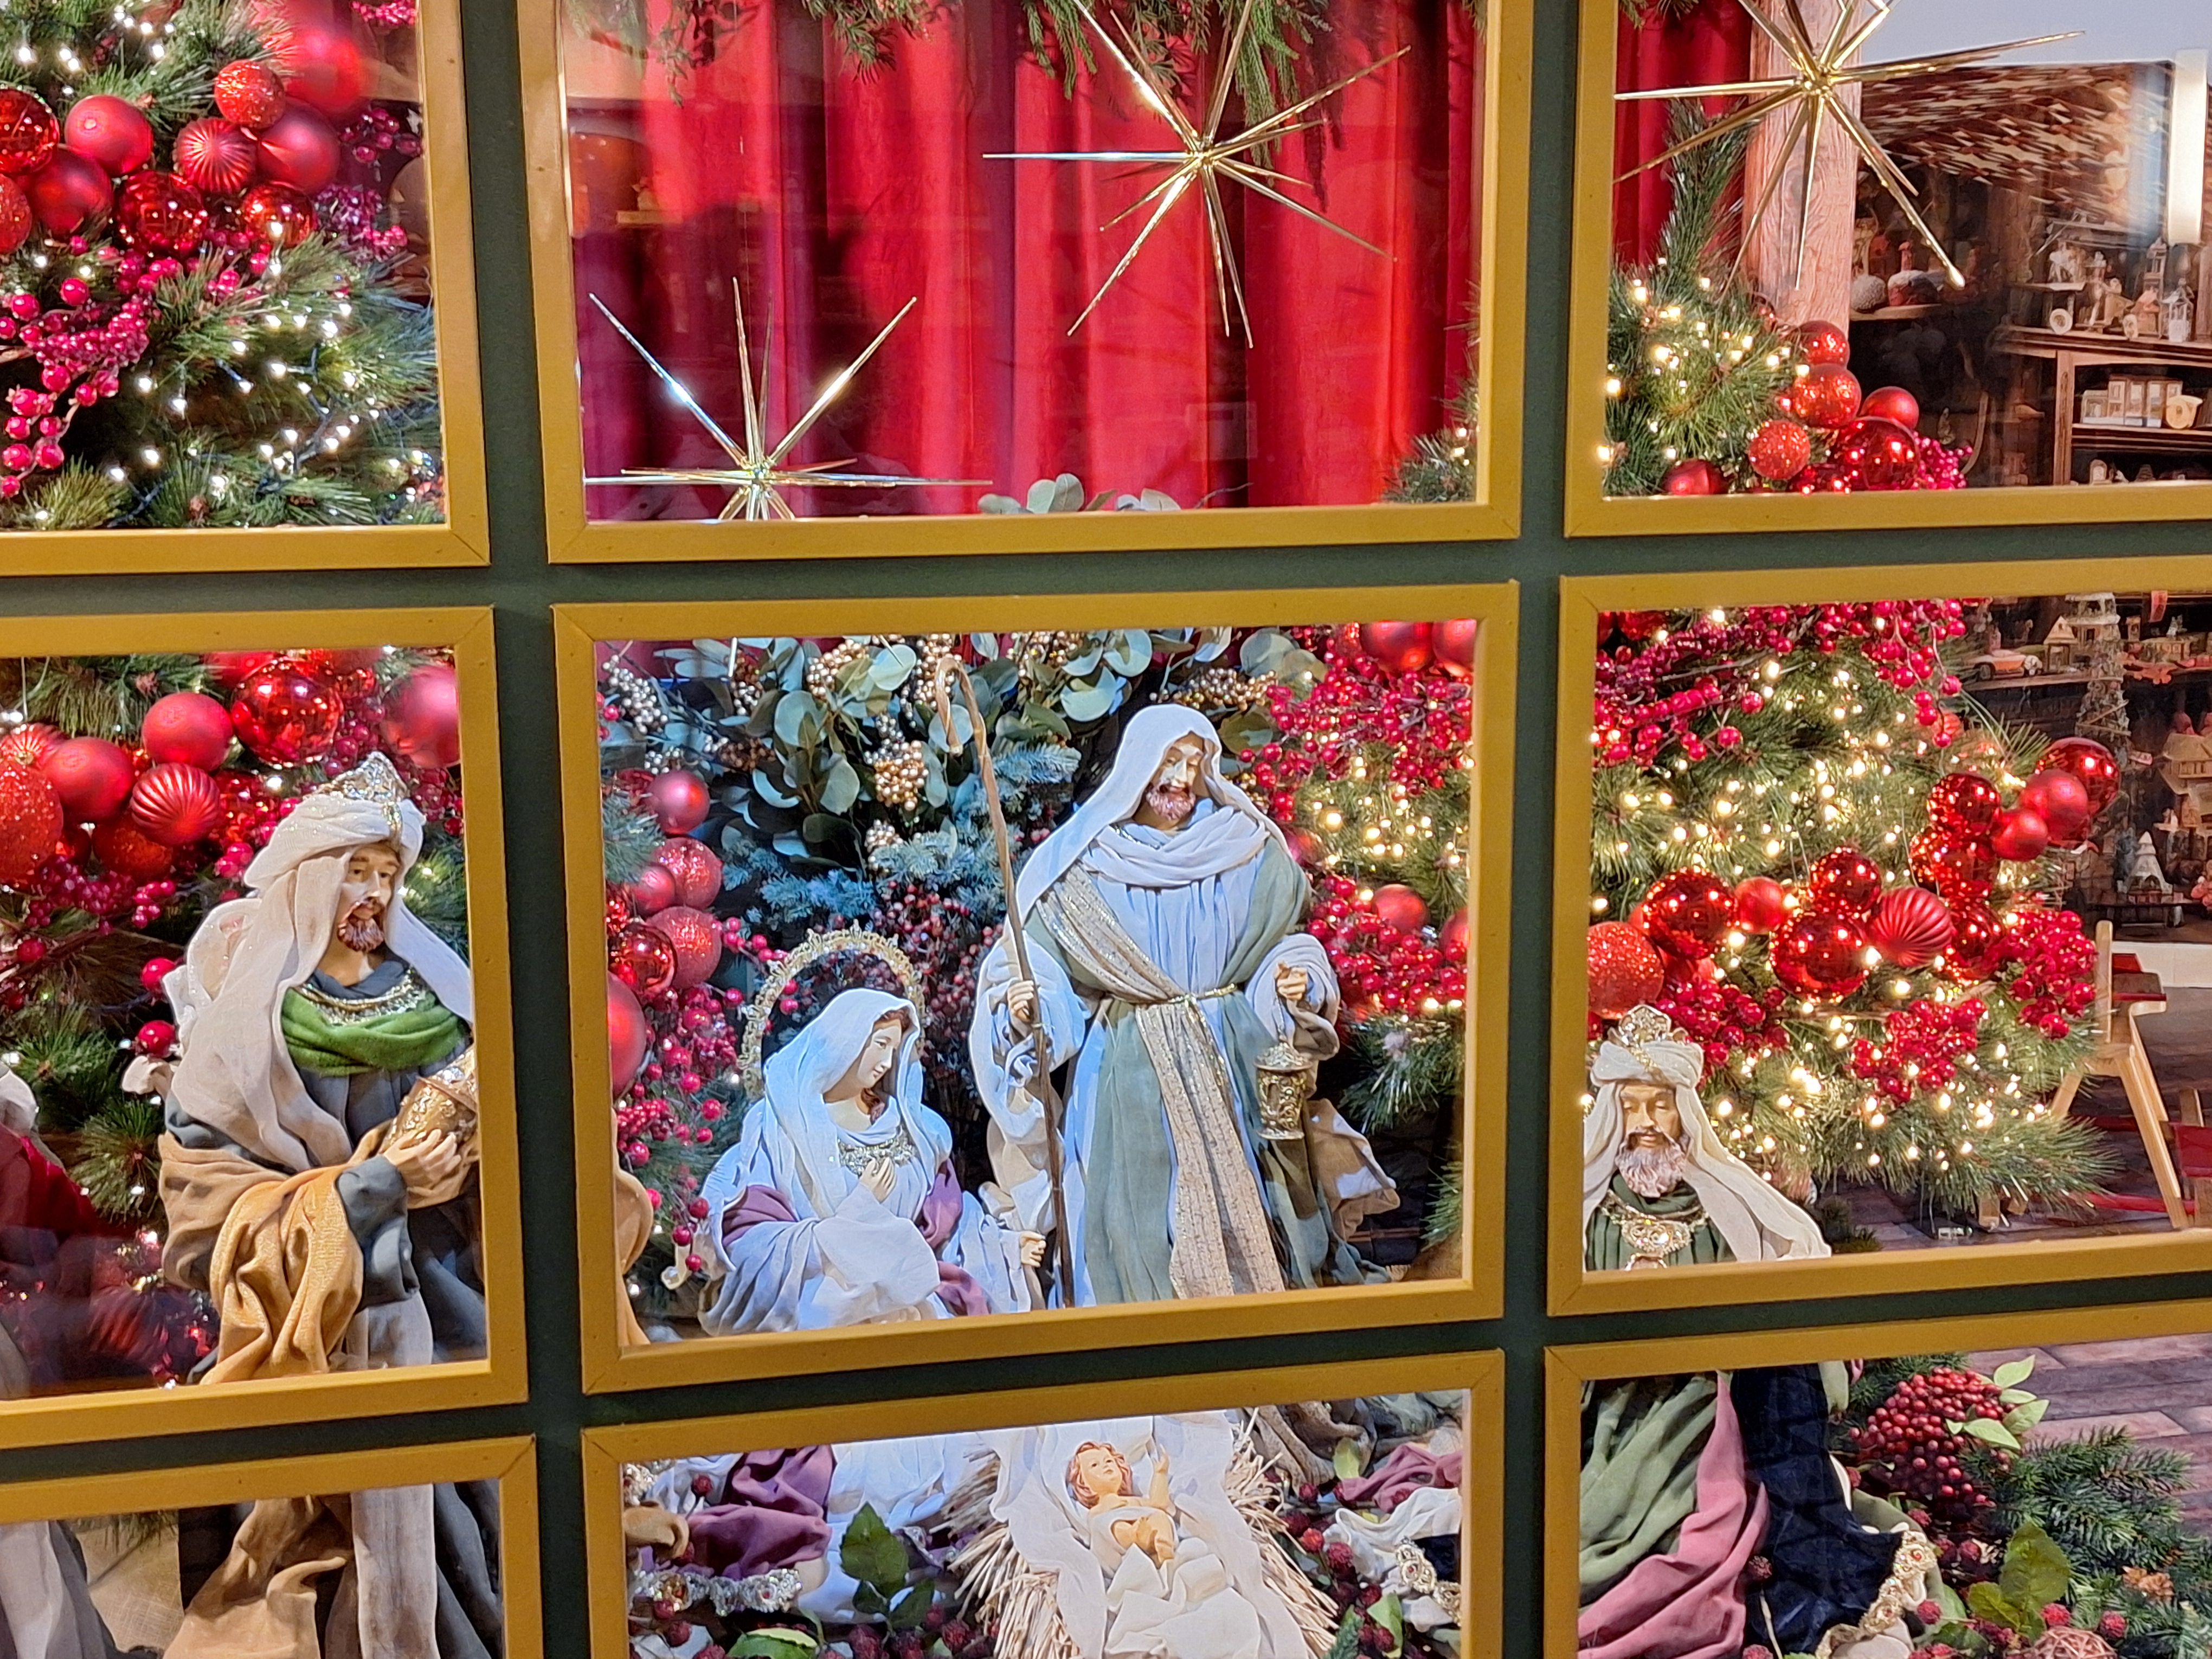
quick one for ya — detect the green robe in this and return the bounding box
[1583,1175,1731,1271]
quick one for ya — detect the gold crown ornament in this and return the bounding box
[311,751,410,840]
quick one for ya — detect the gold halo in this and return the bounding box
[737,927,924,1098]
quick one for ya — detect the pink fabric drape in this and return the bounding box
[1612,0,1752,265]
[570,0,1480,517]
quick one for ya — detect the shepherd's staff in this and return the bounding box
[932,660,1077,1307]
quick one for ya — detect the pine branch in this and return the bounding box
[69,1096,166,1221]
[605,789,664,886]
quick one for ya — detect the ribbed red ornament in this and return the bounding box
[0,762,60,886]
[1807,846,1882,919]
[1640,870,1734,960]
[0,722,59,769]
[128,762,222,847]
[1586,920,1665,1019]
[92,815,174,880]
[1771,911,1869,998]
[1927,773,2002,837]
[172,117,259,197]
[230,661,341,763]
[1864,887,1954,970]
[647,905,722,989]
[651,837,723,909]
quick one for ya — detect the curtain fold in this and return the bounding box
[1612,0,1752,267]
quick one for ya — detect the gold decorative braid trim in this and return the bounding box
[1812,1527,1940,1659]
[291,966,437,1025]
[1598,1189,1703,1270]
[738,928,923,1098]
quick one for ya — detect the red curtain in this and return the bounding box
[1612,0,1751,266]
[570,0,1480,517]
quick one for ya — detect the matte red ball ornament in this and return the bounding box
[0,176,31,258]
[2019,768,2092,845]
[1748,417,1813,483]
[63,95,153,175]
[128,762,222,847]
[1733,875,1789,934]
[1859,385,1920,430]
[0,722,59,769]
[648,905,722,989]
[0,91,58,177]
[608,973,648,1094]
[382,663,461,770]
[1641,869,1734,960]
[627,861,677,915]
[1908,828,1995,901]
[1432,618,1478,674]
[254,105,339,194]
[93,815,173,880]
[114,171,208,253]
[214,61,287,131]
[1927,772,2002,838]
[142,691,233,769]
[1356,621,1433,675]
[1783,363,1863,431]
[1829,416,1920,490]
[230,661,341,764]
[276,16,369,118]
[652,837,723,909]
[1864,886,1954,970]
[0,763,60,886]
[1371,883,1430,933]
[1771,911,1869,998]
[1795,319,1850,366]
[1939,902,2005,982]
[612,920,677,998]
[1991,805,2051,863]
[2039,737,2120,814]
[237,181,316,248]
[23,149,111,235]
[1586,920,1666,1019]
[37,736,132,821]
[172,117,259,197]
[1661,458,1727,496]
[1807,846,1882,919]
[647,769,710,835]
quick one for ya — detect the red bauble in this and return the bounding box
[1433,618,1478,674]
[127,762,222,847]
[1441,907,1469,960]
[255,105,340,194]
[1733,875,1789,934]
[1356,621,1433,674]
[0,90,57,177]
[1795,319,1850,366]
[1939,902,2005,982]
[1990,805,2051,863]
[1908,828,1995,901]
[1661,458,1727,496]
[237,181,317,247]
[612,921,677,998]
[142,691,233,769]
[23,149,111,235]
[37,736,133,821]
[0,763,60,886]
[215,61,287,132]
[277,16,369,117]
[1772,911,1869,998]
[172,117,259,197]
[1864,886,1954,970]
[382,662,461,770]
[1641,869,1734,960]
[230,661,342,763]
[114,171,208,254]
[651,836,723,909]
[608,973,648,1094]
[1927,772,2002,838]
[1586,920,1666,1019]
[1747,417,1813,483]
[0,176,30,258]
[0,722,59,769]
[1807,846,1882,919]
[1372,883,1430,933]
[132,1019,177,1058]
[647,769,710,835]
[2039,737,2120,814]
[1829,416,1920,490]
[648,905,722,989]
[2019,768,2092,845]
[1859,385,1920,430]
[1783,363,1863,431]
[63,95,153,175]
[627,861,677,915]
[93,815,173,880]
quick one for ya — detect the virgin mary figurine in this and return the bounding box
[698,987,1037,1332]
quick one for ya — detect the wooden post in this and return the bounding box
[1742,0,1857,327]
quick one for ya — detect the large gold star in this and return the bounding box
[993,0,1406,346]
[587,280,980,522]
[1617,0,2075,288]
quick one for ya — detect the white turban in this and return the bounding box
[165,754,474,1173]
[1581,1006,1828,1265]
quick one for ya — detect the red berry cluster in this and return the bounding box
[1995,903,2095,1037]
[1252,629,1471,799]
[1281,1481,1407,1657]
[1850,1366,2011,1530]
[871,877,997,1117]
[312,184,409,260]
[1655,977,1785,1077]
[1850,998,1986,1104]
[1307,872,1463,1017]
[1914,437,1971,492]
[1592,607,1801,766]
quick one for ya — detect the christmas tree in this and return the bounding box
[1584,602,2111,1224]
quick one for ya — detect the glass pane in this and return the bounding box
[0,645,479,1398]
[595,620,1474,1337]
[1601,1,2212,497]
[618,1388,1471,1657]
[10,1473,506,1654]
[558,0,1484,522]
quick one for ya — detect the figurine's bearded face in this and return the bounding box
[1135,736,1207,830]
[1615,1081,1690,1199]
[333,843,402,954]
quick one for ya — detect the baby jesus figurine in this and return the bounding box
[1063,1439,1268,1658]
[1069,1442,1178,1564]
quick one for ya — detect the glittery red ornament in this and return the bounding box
[214,61,287,131]
[22,149,111,235]
[132,1018,177,1058]
[1661,458,1727,496]
[612,920,677,998]
[93,815,175,880]
[1782,363,1863,431]
[1991,806,2051,863]
[2039,737,2120,814]
[1829,416,1920,490]
[172,117,259,197]
[1927,773,2001,838]
[1771,911,1869,998]
[651,836,723,909]
[0,762,60,885]
[0,91,58,177]
[128,762,222,847]
[1747,417,1812,483]
[627,861,677,915]
[1864,886,1953,970]
[1433,619,1478,675]
[608,972,648,1094]
[1859,385,1920,430]
[1808,846,1882,919]
[254,105,339,194]
[1908,828,1995,902]
[1641,869,1734,960]
[1371,883,1430,933]
[647,905,722,989]
[63,95,153,175]
[647,769,709,834]
[1795,318,1850,366]
[1733,875,1788,934]
[2020,768,2092,845]
[1586,920,1665,1019]
[1355,621,1433,674]
[1939,901,2004,982]
[237,180,317,248]
[0,175,30,258]
[230,661,342,763]
[276,16,369,118]
[142,691,233,769]
[114,171,208,253]
[0,722,59,769]
[37,736,133,820]
[382,662,461,770]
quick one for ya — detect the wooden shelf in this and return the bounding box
[2072,425,2212,453]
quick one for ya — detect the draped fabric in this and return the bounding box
[1612,0,1753,265]
[569,0,1481,516]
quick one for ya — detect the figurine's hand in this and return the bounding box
[622,1503,690,1558]
[384,1129,465,1205]
[1005,978,1039,1031]
[1017,1230,1047,1267]
[1273,964,1310,1005]
[860,1159,897,1202]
